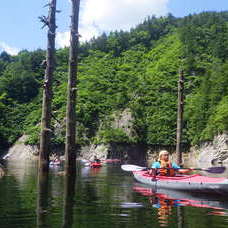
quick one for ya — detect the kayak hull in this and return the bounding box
[133,171,228,195]
[90,162,102,168]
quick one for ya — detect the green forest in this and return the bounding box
[1,11,228,154]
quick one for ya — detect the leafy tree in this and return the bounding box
[2,12,228,148]
[0,67,39,103]
[0,51,12,62]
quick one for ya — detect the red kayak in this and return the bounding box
[133,170,228,195]
[90,162,102,168]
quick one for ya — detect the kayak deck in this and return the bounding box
[135,171,227,183]
[133,171,228,194]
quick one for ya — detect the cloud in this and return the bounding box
[56,31,70,48]
[80,0,169,40]
[0,41,20,55]
[56,0,170,47]
[56,27,99,48]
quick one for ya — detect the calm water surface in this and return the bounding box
[0,161,228,228]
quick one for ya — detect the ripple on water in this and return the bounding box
[120,202,144,208]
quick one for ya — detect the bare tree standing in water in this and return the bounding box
[37,172,49,227]
[65,0,80,174]
[62,174,76,227]
[39,0,57,173]
[176,69,184,166]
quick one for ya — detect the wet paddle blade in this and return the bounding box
[84,162,90,167]
[204,166,226,174]
[121,164,147,172]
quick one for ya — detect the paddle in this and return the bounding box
[121,164,226,174]
[121,164,147,172]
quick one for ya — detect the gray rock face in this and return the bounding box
[78,109,136,161]
[112,108,134,137]
[197,133,228,166]
[4,109,228,169]
[79,144,108,161]
[3,135,38,161]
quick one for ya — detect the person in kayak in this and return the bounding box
[150,150,189,176]
[93,156,101,163]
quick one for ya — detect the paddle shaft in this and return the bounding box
[121,164,226,174]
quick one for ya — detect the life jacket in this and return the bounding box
[158,161,176,176]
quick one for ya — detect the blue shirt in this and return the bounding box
[151,161,180,169]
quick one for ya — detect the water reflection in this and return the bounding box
[6,160,38,184]
[62,173,76,228]
[152,197,174,227]
[1,161,228,228]
[133,183,228,226]
[90,167,102,176]
[120,202,144,208]
[37,172,49,228]
[177,207,184,228]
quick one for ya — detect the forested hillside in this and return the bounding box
[1,11,228,153]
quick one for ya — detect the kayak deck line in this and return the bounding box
[133,171,228,183]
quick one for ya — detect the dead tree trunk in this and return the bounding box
[37,172,49,227]
[65,0,80,174]
[39,0,57,173]
[176,69,184,166]
[62,173,76,227]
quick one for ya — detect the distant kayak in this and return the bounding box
[49,160,61,166]
[79,158,120,166]
[133,170,228,195]
[90,162,102,168]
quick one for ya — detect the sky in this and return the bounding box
[0,0,228,55]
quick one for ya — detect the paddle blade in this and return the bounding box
[84,162,90,167]
[205,166,226,174]
[121,164,147,172]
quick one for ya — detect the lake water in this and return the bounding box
[0,161,228,228]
